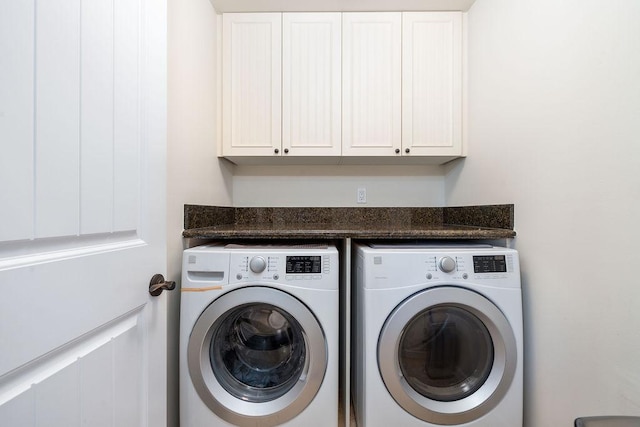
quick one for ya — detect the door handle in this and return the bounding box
[149,274,176,296]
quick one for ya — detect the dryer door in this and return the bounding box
[188,286,327,426]
[378,286,517,425]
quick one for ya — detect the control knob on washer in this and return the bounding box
[249,256,267,273]
[439,256,456,273]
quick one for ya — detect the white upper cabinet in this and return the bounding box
[282,13,342,157]
[342,13,402,157]
[402,12,462,157]
[222,13,282,157]
[221,11,466,164]
[223,12,341,159]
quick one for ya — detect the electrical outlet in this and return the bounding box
[357,187,367,204]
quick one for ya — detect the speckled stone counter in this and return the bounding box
[182,205,515,240]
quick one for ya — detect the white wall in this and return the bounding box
[445,1,640,425]
[233,165,445,206]
[167,0,232,425]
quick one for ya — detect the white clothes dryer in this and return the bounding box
[180,243,339,427]
[353,243,523,427]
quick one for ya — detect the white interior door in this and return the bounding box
[0,0,168,426]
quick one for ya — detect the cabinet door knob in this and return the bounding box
[274,148,279,154]
[284,148,289,154]
[395,148,400,154]
[405,148,410,154]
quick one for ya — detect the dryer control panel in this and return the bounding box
[359,244,520,289]
[473,255,508,273]
[425,253,517,282]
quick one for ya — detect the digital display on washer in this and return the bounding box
[473,255,507,273]
[286,256,322,274]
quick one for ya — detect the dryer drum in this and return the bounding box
[378,286,518,425]
[398,305,495,402]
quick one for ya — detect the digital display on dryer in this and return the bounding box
[473,255,507,273]
[286,256,321,274]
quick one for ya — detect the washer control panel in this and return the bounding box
[229,249,336,286]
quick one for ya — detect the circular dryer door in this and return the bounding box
[188,287,327,426]
[378,286,517,425]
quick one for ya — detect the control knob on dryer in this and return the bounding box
[249,256,267,273]
[439,256,456,273]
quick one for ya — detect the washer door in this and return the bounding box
[378,286,517,425]
[188,287,327,426]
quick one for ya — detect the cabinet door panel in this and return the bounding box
[402,12,462,156]
[283,13,341,156]
[222,13,281,156]
[342,13,401,156]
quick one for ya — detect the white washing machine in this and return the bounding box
[353,243,522,427]
[180,243,339,427]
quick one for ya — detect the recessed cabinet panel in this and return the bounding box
[222,13,282,156]
[342,13,402,156]
[282,13,342,156]
[402,12,462,156]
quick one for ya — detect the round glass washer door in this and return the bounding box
[188,287,327,426]
[378,286,517,425]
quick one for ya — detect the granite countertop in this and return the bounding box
[182,205,516,240]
